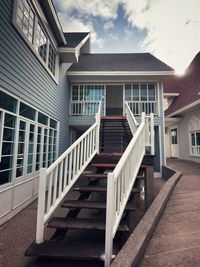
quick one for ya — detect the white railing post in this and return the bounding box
[105,173,115,267]
[150,113,155,155]
[95,113,100,154]
[36,168,47,244]
[141,112,145,123]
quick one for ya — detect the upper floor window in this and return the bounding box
[13,0,58,80]
[16,0,35,44]
[36,23,48,63]
[125,83,157,115]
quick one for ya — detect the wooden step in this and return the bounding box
[61,200,136,211]
[73,186,140,193]
[26,240,119,261]
[91,163,116,169]
[101,116,126,120]
[81,173,107,179]
[47,217,129,232]
[100,147,127,151]
[96,153,123,158]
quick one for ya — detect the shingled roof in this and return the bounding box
[165,51,200,117]
[63,32,90,48]
[68,53,174,72]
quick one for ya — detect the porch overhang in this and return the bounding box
[67,71,174,83]
[165,117,182,127]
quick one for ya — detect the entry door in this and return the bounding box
[170,127,179,158]
[106,85,123,116]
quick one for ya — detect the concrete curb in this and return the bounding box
[111,170,182,267]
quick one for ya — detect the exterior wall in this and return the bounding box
[0,0,70,224]
[177,109,200,163]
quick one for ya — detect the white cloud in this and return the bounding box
[122,0,200,73]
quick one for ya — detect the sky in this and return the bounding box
[53,0,200,74]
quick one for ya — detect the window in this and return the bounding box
[16,0,35,44]
[125,83,157,115]
[36,24,47,63]
[13,0,58,78]
[171,128,178,144]
[190,132,200,155]
[48,42,56,75]
[71,85,105,115]
[0,90,59,184]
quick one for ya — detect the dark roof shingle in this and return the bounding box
[63,32,90,48]
[165,51,200,116]
[68,53,174,72]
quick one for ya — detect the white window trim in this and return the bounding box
[189,131,200,157]
[0,88,60,189]
[12,0,59,83]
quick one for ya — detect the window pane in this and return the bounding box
[3,128,15,141]
[191,133,195,146]
[132,84,140,101]
[0,91,17,113]
[141,84,147,101]
[0,156,13,171]
[0,170,12,185]
[125,84,131,101]
[38,112,48,125]
[48,42,56,75]
[2,142,14,155]
[50,119,57,129]
[20,102,36,120]
[72,86,79,100]
[196,132,200,146]
[148,84,156,101]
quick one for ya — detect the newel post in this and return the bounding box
[150,113,155,155]
[36,168,47,244]
[95,113,101,154]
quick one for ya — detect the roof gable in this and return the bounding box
[68,53,174,72]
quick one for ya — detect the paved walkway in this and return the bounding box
[140,158,200,267]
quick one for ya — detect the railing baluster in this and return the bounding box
[58,161,63,197]
[63,156,68,188]
[47,172,53,212]
[53,166,58,205]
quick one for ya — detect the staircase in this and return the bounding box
[25,102,154,267]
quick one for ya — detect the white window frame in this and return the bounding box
[190,132,200,157]
[188,116,200,157]
[124,82,158,115]
[0,88,60,188]
[70,84,106,116]
[12,0,59,83]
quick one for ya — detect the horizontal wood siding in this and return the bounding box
[0,0,70,155]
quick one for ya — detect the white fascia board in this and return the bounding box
[67,71,175,76]
[164,93,180,96]
[167,99,200,117]
[75,33,91,50]
[47,0,67,45]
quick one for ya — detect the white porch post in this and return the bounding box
[150,113,155,155]
[36,168,47,244]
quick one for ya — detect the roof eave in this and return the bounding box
[67,70,175,76]
[58,33,91,63]
[166,99,200,117]
[39,0,66,46]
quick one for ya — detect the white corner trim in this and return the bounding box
[167,99,200,117]
[67,71,175,76]
[164,93,180,96]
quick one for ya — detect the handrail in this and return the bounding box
[104,108,154,267]
[125,101,139,135]
[36,101,102,244]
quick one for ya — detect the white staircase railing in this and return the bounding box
[36,101,102,244]
[104,104,154,267]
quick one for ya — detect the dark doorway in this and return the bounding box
[106,85,123,116]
